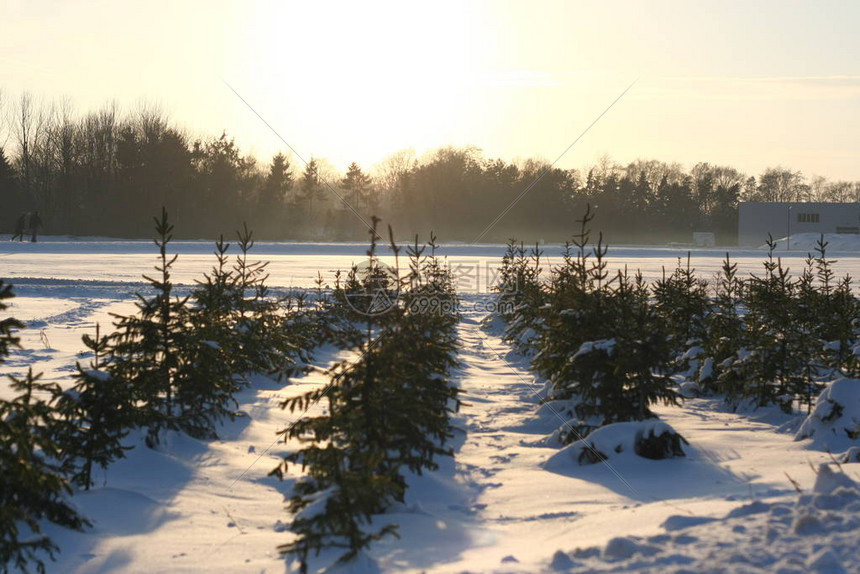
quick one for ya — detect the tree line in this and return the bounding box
[2,93,859,243]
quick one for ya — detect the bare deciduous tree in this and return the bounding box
[13,92,46,200]
[757,167,808,203]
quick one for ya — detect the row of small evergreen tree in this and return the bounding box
[688,237,857,413]
[499,206,679,444]
[1,210,334,573]
[270,219,461,573]
[498,207,860,447]
[65,209,326,456]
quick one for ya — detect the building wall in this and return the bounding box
[738,202,860,246]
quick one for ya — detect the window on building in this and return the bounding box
[797,213,820,223]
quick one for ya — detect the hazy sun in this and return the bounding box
[227,1,488,168]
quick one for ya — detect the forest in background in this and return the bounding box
[2,93,859,244]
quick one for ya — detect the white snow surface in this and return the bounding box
[3,239,860,573]
[544,420,684,468]
[551,465,860,573]
[796,378,860,450]
[770,232,860,253]
[6,233,860,293]
[571,338,616,361]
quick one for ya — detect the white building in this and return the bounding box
[738,202,860,246]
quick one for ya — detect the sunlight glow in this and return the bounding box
[227,1,487,167]
[1,0,858,178]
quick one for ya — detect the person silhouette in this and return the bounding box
[28,211,42,242]
[11,212,27,242]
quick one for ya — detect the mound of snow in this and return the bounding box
[538,399,603,447]
[551,465,860,573]
[602,536,659,560]
[546,420,688,466]
[550,550,577,571]
[678,380,702,398]
[838,446,860,463]
[571,338,616,361]
[796,378,860,448]
[660,515,718,532]
[323,550,381,574]
[767,232,860,252]
[505,324,539,355]
[812,463,857,495]
[479,311,507,336]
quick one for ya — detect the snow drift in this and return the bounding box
[550,464,860,573]
[796,378,860,450]
[545,420,688,467]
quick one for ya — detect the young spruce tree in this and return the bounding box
[1,370,91,573]
[270,218,401,572]
[271,219,461,573]
[110,208,238,445]
[54,324,134,490]
[1,280,90,572]
[697,254,744,395]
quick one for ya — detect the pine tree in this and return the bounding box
[1,366,91,572]
[827,274,858,377]
[403,231,458,332]
[384,228,461,493]
[811,237,858,378]
[556,269,677,428]
[54,325,134,490]
[738,238,795,409]
[270,219,461,572]
[533,206,613,408]
[257,152,293,236]
[719,238,798,411]
[273,385,399,572]
[171,320,240,440]
[0,279,23,358]
[697,254,744,394]
[497,239,544,353]
[271,218,400,571]
[341,162,372,210]
[297,271,355,352]
[300,158,325,223]
[190,230,313,383]
[602,270,677,422]
[109,208,186,443]
[791,251,826,412]
[230,223,300,379]
[110,208,239,444]
[653,253,709,369]
[528,206,678,442]
[2,280,90,572]
[189,235,241,370]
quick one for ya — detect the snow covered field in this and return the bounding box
[5,233,860,292]
[3,235,860,573]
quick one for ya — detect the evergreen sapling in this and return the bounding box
[0,279,90,573]
[54,324,133,490]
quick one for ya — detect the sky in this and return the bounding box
[1,0,859,180]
